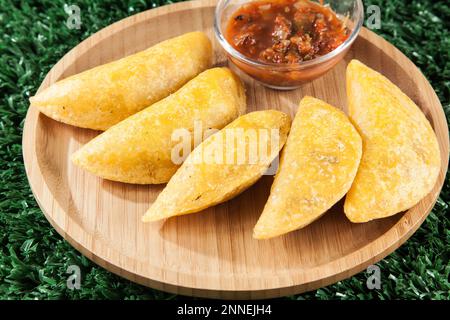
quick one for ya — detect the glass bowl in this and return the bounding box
[214,0,364,90]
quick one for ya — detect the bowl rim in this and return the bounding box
[214,0,364,71]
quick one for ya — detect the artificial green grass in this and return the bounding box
[0,0,448,300]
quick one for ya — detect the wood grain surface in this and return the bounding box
[22,0,449,299]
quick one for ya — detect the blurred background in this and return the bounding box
[0,0,448,300]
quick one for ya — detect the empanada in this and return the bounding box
[30,32,212,130]
[253,97,362,239]
[344,60,441,222]
[71,67,246,184]
[142,110,291,222]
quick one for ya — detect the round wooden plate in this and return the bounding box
[23,0,449,299]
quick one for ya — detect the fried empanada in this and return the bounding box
[142,110,291,222]
[30,32,212,130]
[344,60,441,222]
[253,97,362,239]
[71,67,246,184]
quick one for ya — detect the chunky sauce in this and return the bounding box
[225,0,349,64]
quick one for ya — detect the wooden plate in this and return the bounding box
[22,0,449,299]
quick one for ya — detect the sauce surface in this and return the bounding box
[225,0,349,64]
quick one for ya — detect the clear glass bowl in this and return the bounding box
[214,0,364,90]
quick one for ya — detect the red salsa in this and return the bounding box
[225,0,349,64]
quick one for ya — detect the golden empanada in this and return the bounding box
[72,67,246,184]
[344,60,441,222]
[253,97,362,239]
[142,110,291,222]
[30,32,212,130]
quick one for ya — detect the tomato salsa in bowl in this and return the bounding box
[214,0,364,89]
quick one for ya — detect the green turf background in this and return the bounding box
[0,0,448,300]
